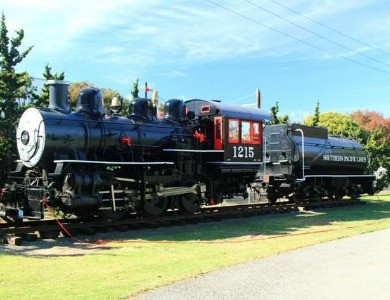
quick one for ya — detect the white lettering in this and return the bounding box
[322,155,366,163]
[232,146,255,159]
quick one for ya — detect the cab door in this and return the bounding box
[214,117,223,150]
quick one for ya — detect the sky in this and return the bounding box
[2,0,389,121]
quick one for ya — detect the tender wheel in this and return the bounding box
[346,184,361,200]
[333,186,345,200]
[144,197,168,216]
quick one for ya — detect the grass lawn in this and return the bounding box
[0,194,389,299]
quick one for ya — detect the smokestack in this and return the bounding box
[256,88,261,108]
[47,80,70,113]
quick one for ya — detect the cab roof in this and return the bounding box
[185,99,272,122]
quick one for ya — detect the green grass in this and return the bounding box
[0,194,389,299]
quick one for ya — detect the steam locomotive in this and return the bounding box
[0,80,375,222]
[0,80,271,221]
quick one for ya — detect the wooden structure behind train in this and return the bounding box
[0,80,271,221]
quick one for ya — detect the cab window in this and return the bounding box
[228,119,239,143]
[252,122,261,144]
[241,121,251,143]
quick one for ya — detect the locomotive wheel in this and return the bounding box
[311,186,323,202]
[266,187,278,204]
[180,193,200,213]
[144,197,168,216]
[179,180,201,213]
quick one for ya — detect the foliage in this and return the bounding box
[33,63,65,107]
[304,112,366,142]
[351,110,390,143]
[268,101,289,124]
[0,13,32,186]
[351,110,390,191]
[15,73,39,107]
[312,101,320,126]
[131,78,139,99]
[373,167,388,191]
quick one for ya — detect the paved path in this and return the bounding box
[134,229,390,300]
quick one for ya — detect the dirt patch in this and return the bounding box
[0,238,113,257]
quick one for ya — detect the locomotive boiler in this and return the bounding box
[261,123,374,203]
[1,80,271,221]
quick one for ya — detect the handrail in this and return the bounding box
[294,128,305,181]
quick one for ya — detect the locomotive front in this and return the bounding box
[17,84,134,170]
[2,81,207,220]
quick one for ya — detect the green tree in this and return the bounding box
[269,101,289,124]
[16,73,38,108]
[0,13,32,186]
[131,78,139,99]
[304,112,366,142]
[352,110,390,191]
[312,101,320,126]
[33,64,65,107]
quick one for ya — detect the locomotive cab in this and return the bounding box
[185,99,271,203]
[185,99,270,163]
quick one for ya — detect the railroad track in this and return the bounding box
[0,199,363,245]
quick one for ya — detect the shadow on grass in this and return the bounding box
[1,196,389,257]
[135,197,390,242]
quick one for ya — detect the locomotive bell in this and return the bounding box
[110,96,123,113]
[76,88,105,117]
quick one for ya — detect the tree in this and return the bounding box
[0,13,33,186]
[351,110,390,191]
[33,63,65,107]
[312,101,320,126]
[17,73,39,107]
[351,110,390,143]
[268,101,289,124]
[304,112,366,142]
[131,78,139,99]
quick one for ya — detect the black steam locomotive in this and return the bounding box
[0,80,375,222]
[0,80,271,221]
[259,124,374,203]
